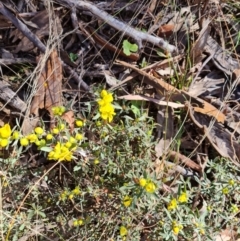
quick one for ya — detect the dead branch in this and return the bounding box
[0,2,46,53]
[0,2,89,91]
[56,0,178,54]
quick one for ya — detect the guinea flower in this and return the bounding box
[0,139,8,147]
[27,134,38,143]
[0,123,11,139]
[75,133,83,141]
[34,127,44,135]
[12,131,20,140]
[69,136,76,144]
[222,187,229,194]
[52,128,59,135]
[139,178,147,187]
[99,103,116,122]
[120,226,128,237]
[144,180,156,193]
[98,89,116,122]
[94,159,99,165]
[76,120,84,127]
[73,220,79,227]
[48,142,73,161]
[178,192,188,203]
[123,196,132,207]
[46,134,53,140]
[52,106,66,116]
[59,190,69,201]
[172,221,183,235]
[20,138,29,147]
[230,204,239,213]
[71,186,81,195]
[167,198,178,211]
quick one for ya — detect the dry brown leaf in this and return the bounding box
[193,100,225,123]
[61,110,75,133]
[157,24,175,38]
[30,49,62,127]
[187,102,240,167]
[44,50,62,115]
[214,228,237,241]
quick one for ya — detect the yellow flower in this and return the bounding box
[69,193,74,199]
[73,220,79,227]
[20,138,29,146]
[48,142,73,161]
[123,196,132,207]
[167,198,178,211]
[0,123,11,139]
[72,186,81,195]
[0,139,8,147]
[100,90,113,103]
[46,134,53,140]
[77,219,84,226]
[58,123,65,131]
[230,204,239,213]
[178,192,188,203]
[59,190,68,201]
[52,128,59,135]
[120,226,128,237]
[69,136,76,144]
[228,179,235,186]
[99,103,116,122]
[52,106,65,116]
[12,131,20,140]
[139,178,147,187]
[145,180,156,193]
[35,127,44,135]
[172,221,183,235]
[94,159,99,165]
[27,134,38,143]
[65,141,72,148]
[222,187,229,194]
[76,120,84,127]
[200,229,205,235]
[75,133,83,141]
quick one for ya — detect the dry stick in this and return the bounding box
[0,58,36,65]
[56,0,178,54]
[0,2,89,91]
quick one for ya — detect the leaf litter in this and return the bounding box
[1,0,240,239]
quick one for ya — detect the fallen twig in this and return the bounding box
[56,0,177,54]
[0,58,36,65]
[168,150,202,172]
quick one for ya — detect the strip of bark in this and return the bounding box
[56,0,177,54]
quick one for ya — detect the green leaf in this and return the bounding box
[131,104,140,117]
[123,40,138,56]
[40,146,53,152]
[69,52,78,62]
